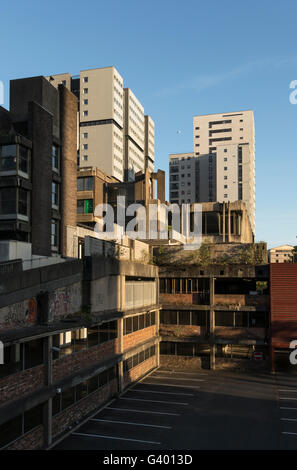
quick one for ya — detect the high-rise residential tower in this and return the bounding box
[47,67,154,182]
[169,110,255,234]
[144,115,155,172]
[123,88,145,181]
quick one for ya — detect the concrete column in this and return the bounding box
[227,202,231,242]
[209,277,215,370]
[222,203,226,242]
[270,344,275,374]
[43,335,52,448]
[119,275,125,311]
[118,318,124,392]
[156,309,160,367]
[59,85,78,257]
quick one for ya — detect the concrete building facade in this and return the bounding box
[269,244,294,263]
[124,88,145,181]
[144,115,155,172]
[158,264,269,371]
[0,240,160,450]
[0,76,77,259]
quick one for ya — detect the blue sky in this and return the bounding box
[1,0,297,248]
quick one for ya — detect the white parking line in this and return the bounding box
[151,375,205,382]
[157,370,208,376]
[281,418,297,422]
[156,369,207,377]
[90,418,172,429]
[280,407,297,410]
[106,406,180,416]
[132,388,194,396]
[279,398,297,400]
[279,390,297,392]
[120,397,188,405]
[143,382,200,390]
[282,432,297,436]
[72,432,161,445]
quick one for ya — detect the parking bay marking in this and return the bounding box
[151,375,205,382]
[143,382,200,390]
[90,418,172,429]
[72,432,161,445]
[106,406,180,416]
[120,397,188,405]
[131,388,194,396]
[158,370,208,376]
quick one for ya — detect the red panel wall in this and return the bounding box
[270,263,297,347]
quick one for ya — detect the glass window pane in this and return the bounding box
[85,177,93,190]
[99,370,108,387]
[179,311,190,325]
[18,188,28,215]
[161,310,177,325]
[125,317,132,334]
[160,342,176,355]
[24,339,43,369]
[0,188,16,214]
[19,146,29,173]
[24,403,43,432]
[62,387,75,410]
[0,145,17,170]
[77,200,84,214]
[76,381,88,401]
[139,314,145,330]
[0,415,22,448]
[52,145,59,170]
[176,342,193,356]
[88,375,99,393]
[249,312,266,328]
[215,311,233,327]
[52,395,61,416]
[192,311,207,326]
[75,328,87,352]
[139,350,145,363]
[77,178,84,191]
[0,345,21,378]
[235,312,248,327]
[87,326,99,347]
[133,315,139,332]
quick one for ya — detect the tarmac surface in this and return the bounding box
[53,366,296,450]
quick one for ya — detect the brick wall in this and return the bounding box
[160,293,193,305]
[159,324,207,338]
[6,425,44,450]
[123,355,157,387]
[270,263,297,348]
[214,326,266,340]
[160,355,203,369]
[215,294,269,307]
[59,85,78,257]
[123,326,156,351]
[0,365,44,405]
[53,339,118,383]
[52,378,118,439]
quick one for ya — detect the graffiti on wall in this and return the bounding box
[0,298,37,328]
[48,282,82,320]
